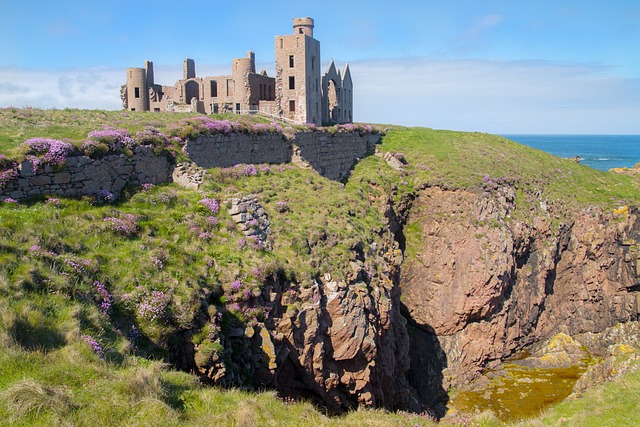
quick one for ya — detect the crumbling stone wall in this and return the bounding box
[293,131,380,181]
[185,133,291,168]
[1,145,172,201]
[1,131,379,201]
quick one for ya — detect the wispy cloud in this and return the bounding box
[1,59,638,134]
[0,67,122,109]
[461,14,504,41]
[353,57,640,133]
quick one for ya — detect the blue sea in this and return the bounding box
[501,135,640,171]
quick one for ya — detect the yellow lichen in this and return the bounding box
[613,205,629,217]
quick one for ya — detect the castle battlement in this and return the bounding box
[120,17,353,126]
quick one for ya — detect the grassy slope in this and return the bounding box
[1,110,639,426]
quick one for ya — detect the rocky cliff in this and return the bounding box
[187,227,418,413]
[400,185,640,409]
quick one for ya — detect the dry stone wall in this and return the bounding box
[185,133,291,168]
[1,145,172,201]
[1,131,380,201]
[293,132,380,181]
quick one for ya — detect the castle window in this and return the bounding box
[154,108,160,112]
[289,100,295,112]
[289,55,294,68]
[289,76,295,90]
[312,57,315,70]
[299,28,303,34]
[134,87,140,98]
[210,81,217,97]
[279,38,283,49]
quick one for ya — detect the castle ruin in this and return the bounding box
[121,17,353,126]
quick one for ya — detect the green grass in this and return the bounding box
[1,110,640,425]
[381,128,640,214]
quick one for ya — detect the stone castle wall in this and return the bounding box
[1,146,173,201]
[185,133,291,168]
[293,132,379,181]
[1,131,380,201]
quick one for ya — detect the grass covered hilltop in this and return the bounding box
[1,108,640,426]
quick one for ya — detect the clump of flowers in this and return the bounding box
[149,190,178,205]
[198,230,213,241]
[81,334,104,359]
[95,189,115,204]
[93,280,112,316]
[134,126,176,157]
[22,137,74,172]
[28,244,57,259]
[45,197,61,206]
[134,126,169,146]
[168,117,236,140]
[141,183,155,192]
[87,127,134,151]
[103,213,139,237]
[482,174,519,193]
[224,279,269,324]
[151,250,168,270]
[199,198,219,214]
[80,139,109,158]
[136,289,169,321]
[61,256,98,278]
[0,156,19,190]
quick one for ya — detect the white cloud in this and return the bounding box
[353,58,640,133]
[1,60,639,134]
[0,67,123,110]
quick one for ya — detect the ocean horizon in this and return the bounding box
[501,134,640,171]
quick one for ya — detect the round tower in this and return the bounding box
[293,17,314,37]
[126,67,147,111]
[233,51,256,77]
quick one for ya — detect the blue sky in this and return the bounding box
[1,0,639,133]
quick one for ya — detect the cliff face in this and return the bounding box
[400,186,640,402]
[188,219,418,413]
[181,183,639,414]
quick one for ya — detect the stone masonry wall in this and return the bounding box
[185,133,291,168]
[1,131,379,201]
[1,145,172,201]
[293,132,380,181]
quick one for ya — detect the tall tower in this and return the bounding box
[126,67,148,111]
[183,58,196,80]
[275,17,322,125]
